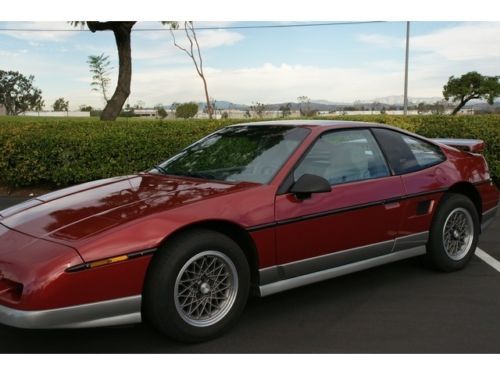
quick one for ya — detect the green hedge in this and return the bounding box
[0,115,498,188]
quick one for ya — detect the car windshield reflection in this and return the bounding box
[151,125,310,184]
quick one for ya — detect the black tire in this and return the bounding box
[143,228,250,343]
[427,193,480,272]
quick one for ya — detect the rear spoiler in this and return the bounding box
[432,138,485,153]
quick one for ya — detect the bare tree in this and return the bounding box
[298,96,316,117]
[164,21,213,119]
[250,102,266,118]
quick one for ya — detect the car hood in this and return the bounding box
[0,173,257,243]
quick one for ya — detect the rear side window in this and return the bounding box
[372,128,445,174]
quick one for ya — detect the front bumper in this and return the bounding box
[0,295,141,329]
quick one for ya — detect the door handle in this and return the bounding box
[383,197,401,209]
[383,197,401,204]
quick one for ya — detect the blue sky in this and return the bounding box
[0,21,499,109]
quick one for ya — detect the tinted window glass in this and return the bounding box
[372,128,445,174]
[294,129,390,185]
[154,126,309,184]
[402,135,446,168]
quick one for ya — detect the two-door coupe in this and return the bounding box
[0,120,498,342]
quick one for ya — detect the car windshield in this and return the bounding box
[152,125,310,184]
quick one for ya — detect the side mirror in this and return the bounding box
[290,174,331,200]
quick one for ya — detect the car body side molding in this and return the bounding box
[259,231,429,296]
[259,245,426,297]
[247,188,450,233]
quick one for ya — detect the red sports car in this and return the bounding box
[0,120,497,342]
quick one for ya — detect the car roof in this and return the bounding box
[230,119,384,129]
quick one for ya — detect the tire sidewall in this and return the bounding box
[143,229,250,343]
[428,193,480,271]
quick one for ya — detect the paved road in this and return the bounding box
[0,197,499,353]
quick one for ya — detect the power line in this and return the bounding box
[0,21,386,33]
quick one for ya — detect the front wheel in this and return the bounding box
[143,229,250,343]
[426,193,480,272]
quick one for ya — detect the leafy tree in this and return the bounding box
[34,99,45,112]
[431,101,446,115]
[0,70,43,115]
[443,71,500,115]
[71,22,137,120]
[417,102,426,114]
[175,102,199,118]
[155,104,167,118]
[79,105,93,112]
[164,21,214,119]
[53,98,69,112]
[279,103,292,117]
[87,53,112,103]
[250,102,266,118]
[170,102,179,112]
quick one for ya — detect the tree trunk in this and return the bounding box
[201,75,213,119]
[100,23,134,121]
[451,99,467,115]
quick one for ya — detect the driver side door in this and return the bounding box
[273,128,405,278]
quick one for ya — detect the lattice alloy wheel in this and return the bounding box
[426,193,479,272]
[442,207,474,261]
[143,229,250,342]
[174,251,238,327]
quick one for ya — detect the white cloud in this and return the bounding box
[1,22,77,42]
[411,22,500,60]
[358,22,500,61]
[195,29,244,48]
[135,21,238,41]
[0,49,20,57]
[127,63,410,105]
[132,29,244,61]
[357,33,403,48]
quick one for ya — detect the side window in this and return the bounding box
[372,128,445,174]
[294,129,390,185]
[401,134,446,169]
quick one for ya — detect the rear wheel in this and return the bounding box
[143,229,250,343]
[427,193,480,271]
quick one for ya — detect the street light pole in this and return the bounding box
[403,21,410,116]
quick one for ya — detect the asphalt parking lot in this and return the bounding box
[0,196,499,353]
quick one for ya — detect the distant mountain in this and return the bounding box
[372,95,443,105]
[165,101,248,110]
[309,99,352,106]
[164,96,497,111]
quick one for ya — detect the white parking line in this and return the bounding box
[476,247,500,272]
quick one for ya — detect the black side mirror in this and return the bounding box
[290,174,331,200]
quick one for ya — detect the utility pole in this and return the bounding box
[403,21,410,115]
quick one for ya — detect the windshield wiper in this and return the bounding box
[153,165,169,174]
[152,167,217,180]
[182,171,216,180]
